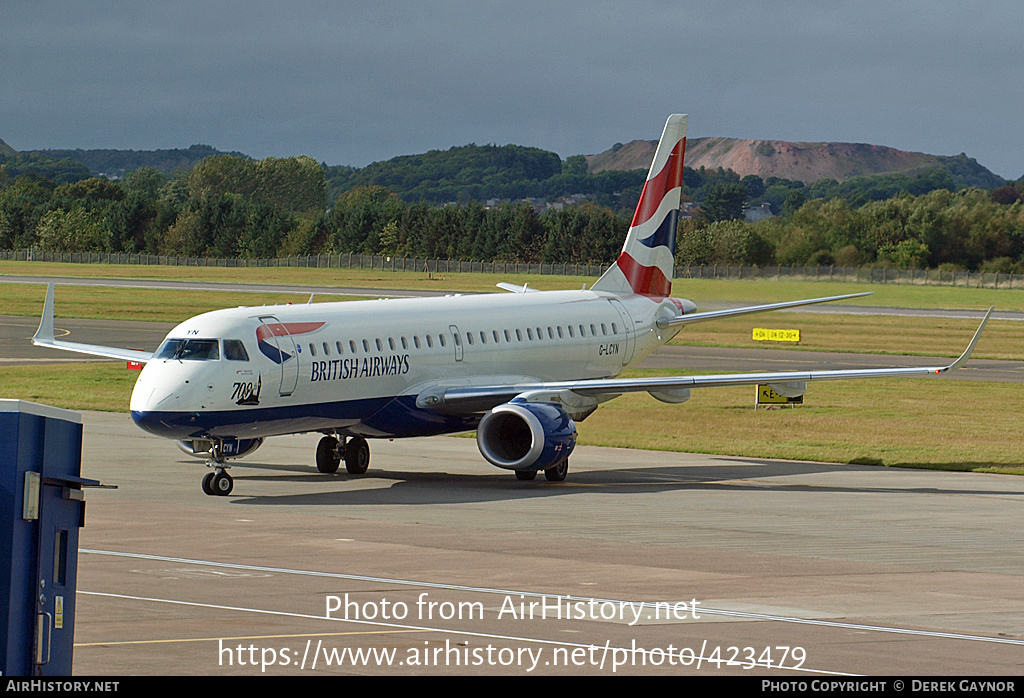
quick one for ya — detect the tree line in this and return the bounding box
[678,186,1024,272]
[1,150,1022,271]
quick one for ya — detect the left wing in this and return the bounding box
[417,308,992,414]
[32,283,155,363]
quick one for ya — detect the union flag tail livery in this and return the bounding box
[592,113,687,297]
[32,113,990,496]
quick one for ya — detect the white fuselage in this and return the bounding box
[129,289,691,441]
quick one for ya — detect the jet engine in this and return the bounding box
[176,437,264,460]
[476,399,576,472]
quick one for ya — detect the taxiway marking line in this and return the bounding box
[75,629,421,647]
[77,590,852,676]
[83,548,1024,648]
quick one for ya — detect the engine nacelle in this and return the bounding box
[767,381,806,398]
[176,437,264,460]
[476,400,576,471]
[649,388,690,404]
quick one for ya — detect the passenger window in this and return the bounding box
[467,333,474,346]
[480,331,487,344]
[426,335,433,348]
[527,328,534,340]
[567,325,574,338]
[336,341,344,355]
[323,342,330,355]
[401,337,408,350]
[389,338,396,350]
[362,339,369,352]
[516,329,522,341]
[375,339,383,351]
[350,340,357,353]
[557,326,563,339]
[309,343,317,357]
[504,330,511,342]
[439,334,446,347]
[612,322,618,334]
[414,336,421,349]
[601,323,608,335]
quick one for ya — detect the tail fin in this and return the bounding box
[591,114,687,296]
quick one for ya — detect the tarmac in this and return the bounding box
[69,410,1024,676]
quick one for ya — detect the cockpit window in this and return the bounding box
[223,339,249,361]
[155,338,221,361]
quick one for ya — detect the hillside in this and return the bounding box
[586,137,1005,188]
[20,144,248,178]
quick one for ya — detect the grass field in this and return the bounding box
[5,258,1024,309]
[1,363,1020,475]
[2,260,1022,474]
[675,311,1021,360]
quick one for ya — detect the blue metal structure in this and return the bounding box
[1,400,102,676]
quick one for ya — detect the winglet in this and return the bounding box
[943,307,992,371]
[33,282,56,345]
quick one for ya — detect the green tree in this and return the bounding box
[877,239,930,269]
[35,208,108,251]
[562,155,588,176]
[701,182,747,222]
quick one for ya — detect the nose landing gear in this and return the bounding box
[202,468,233,496]
[199,440,234,496]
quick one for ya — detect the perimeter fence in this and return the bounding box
[2,249,1022,289]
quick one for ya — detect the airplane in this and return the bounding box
[32,114,992,496]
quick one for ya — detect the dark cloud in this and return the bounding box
[2,1,1021,178]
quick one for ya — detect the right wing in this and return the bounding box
[32,283,155,363]
[417,308,993,415]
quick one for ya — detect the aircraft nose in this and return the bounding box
[129,366,193,437]
[130,408,201,439]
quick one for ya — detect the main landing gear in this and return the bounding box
[316,435,370,475]
[514,460,569,482]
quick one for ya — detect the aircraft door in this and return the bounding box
[607,299,635,365]
[258,316,299,396]
[449,325,463,362]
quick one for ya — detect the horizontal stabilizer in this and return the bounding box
[496,282,538,293]
[656,292,873,328]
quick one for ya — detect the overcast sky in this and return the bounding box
[2,1,1021,179]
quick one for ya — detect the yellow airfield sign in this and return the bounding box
[753,328,800,342]
[756,385,804,408]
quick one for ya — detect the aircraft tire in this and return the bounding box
[544,460,568,482]
[201,472,215,495]
[212,471,234,496]
[515,469,537,481]
[345,436,370,474]
[316,436,342,474]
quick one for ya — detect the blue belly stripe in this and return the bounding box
[131,395,478,440]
